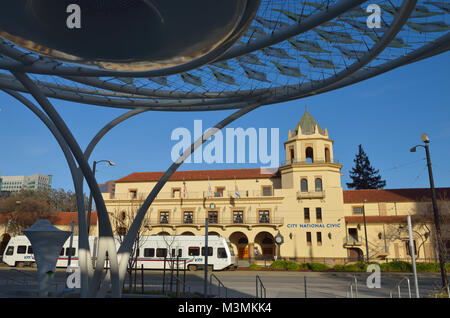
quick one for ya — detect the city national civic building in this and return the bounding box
[102,109,449,265]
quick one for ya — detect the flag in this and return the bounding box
[234,179,240,198]
[183,180,187,198]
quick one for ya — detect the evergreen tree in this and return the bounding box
[347,144,386,189]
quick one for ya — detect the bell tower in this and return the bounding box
[280,106,342,190]
[284,106,334,165]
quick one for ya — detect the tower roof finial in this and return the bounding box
[293,105,326,136]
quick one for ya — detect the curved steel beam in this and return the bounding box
[259,0,418,105]
[1,89,92,297]
[1,0,417,109]
[311,32,450,96]
[92,101,261,296]
[84,108,150,160]
[0,0,365,79]
[10,71,121,297]
[0,76,264,111]
[57,0,369,99]
[218,0,368,61]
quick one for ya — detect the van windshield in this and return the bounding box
[5,246,13,256]
[227,243,235,256]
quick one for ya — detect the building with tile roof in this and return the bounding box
[102,109,449,266]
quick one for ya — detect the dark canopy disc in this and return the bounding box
[0,0,260,71]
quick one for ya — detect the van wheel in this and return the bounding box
[188,265,197,272]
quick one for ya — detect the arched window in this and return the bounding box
[120,211,126,221]
[325,147,331,163]
[305,147,314,163]
[315,178,323,192]
[301,178,308,192]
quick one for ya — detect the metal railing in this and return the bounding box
[209,274,227,298]
[296,190,326,200]
[150,217,284,226]
[390,277,412,298]
[163,274,191,297]
[343,235,363,244]
[346,276,359,298]
[256,275,266,298]
[280,159,340,166]
[110,189,282,201]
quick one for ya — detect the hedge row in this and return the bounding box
[269,260,328,271]
[263,260,450,272]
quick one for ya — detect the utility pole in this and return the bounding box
[363,200,369,262]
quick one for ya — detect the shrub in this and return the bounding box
[270,260,287,270]
[416,262,438,272]
[356,261,366,270]
[299,263,310,269]
[249,263,261,270]
[269,260,302,270]
[343,264,361,272]
[333,264,344,271]
[381,261,412,272]
[416,262,450,272]
[286,261,300,271]
[307,262,329,271]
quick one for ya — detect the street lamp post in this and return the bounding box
[86,160,115,235]
[410,133,448,289]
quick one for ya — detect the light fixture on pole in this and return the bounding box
[86,160,115,235]
[410,133,448,289]
[275,231,284,260]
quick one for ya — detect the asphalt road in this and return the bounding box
[0,266,447,298]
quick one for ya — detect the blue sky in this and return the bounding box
[0,51,449,193]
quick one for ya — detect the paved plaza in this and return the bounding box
[0,266,447,298]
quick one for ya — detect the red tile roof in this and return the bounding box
[345,216,408,223]
[0,212,97,226]
[345,215,440,223]
[115,168,280,183]
[54,211,97,226]
[343,188,450,203]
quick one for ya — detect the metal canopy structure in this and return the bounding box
[0,0,448,297]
